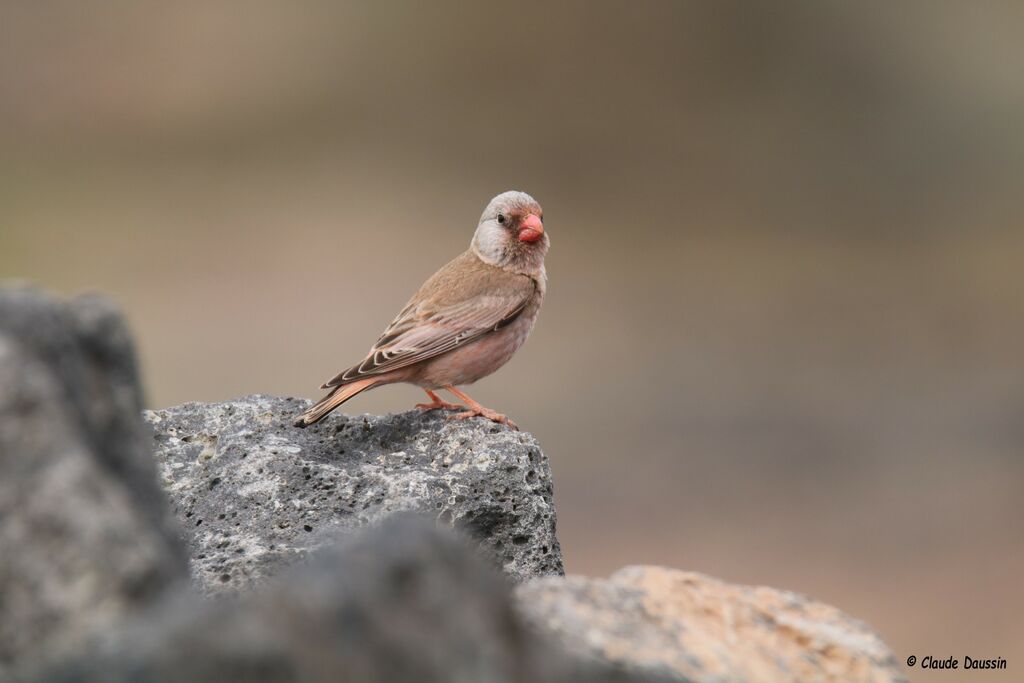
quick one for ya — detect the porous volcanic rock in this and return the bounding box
[146,396,563,592]
[1,284,902,683]
[516,566,906,683]
[0,287,187,673]
[39,517,669,683]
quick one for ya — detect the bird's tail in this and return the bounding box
[293,377,380,427]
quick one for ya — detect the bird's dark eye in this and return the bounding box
[497,213,506,225]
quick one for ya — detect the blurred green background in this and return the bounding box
[2,0,1022,668]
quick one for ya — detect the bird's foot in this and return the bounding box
[448,408,519,431]
[415,390,464,412]
[416,399,464,412]
[439,385,519,430]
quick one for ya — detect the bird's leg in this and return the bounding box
[442,385,518,430]
[415,389,464,412]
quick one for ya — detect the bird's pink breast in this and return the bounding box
[414,301,541,388]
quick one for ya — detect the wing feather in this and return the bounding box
[321,253,536,389]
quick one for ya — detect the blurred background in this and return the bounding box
[2,0,1022,669]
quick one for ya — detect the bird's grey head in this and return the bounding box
[471,190,548,274]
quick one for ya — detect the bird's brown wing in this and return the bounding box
[321,251,537,388]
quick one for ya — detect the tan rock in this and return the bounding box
[516,566,905,683]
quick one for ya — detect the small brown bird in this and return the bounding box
[294,190,548,430]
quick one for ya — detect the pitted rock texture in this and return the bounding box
[39,518,671,683]
[0,287,187,673]
[147,395,563,592]
[516,567,905,683]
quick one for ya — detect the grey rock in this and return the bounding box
[38,517,667,683]
[0,286,188,672]
[516,567,905,683]
[146,395,563,592]
[1,284,899,683]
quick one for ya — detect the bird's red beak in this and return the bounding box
[518,214,544,243]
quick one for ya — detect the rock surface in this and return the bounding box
[0,287,188,673]
[146,395,563,592]
[1,285,902,683]
[40,517,670,683]
[516,567,905,683]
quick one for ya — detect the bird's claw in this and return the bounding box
[415,400,464,412]
[447,409,518,431]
